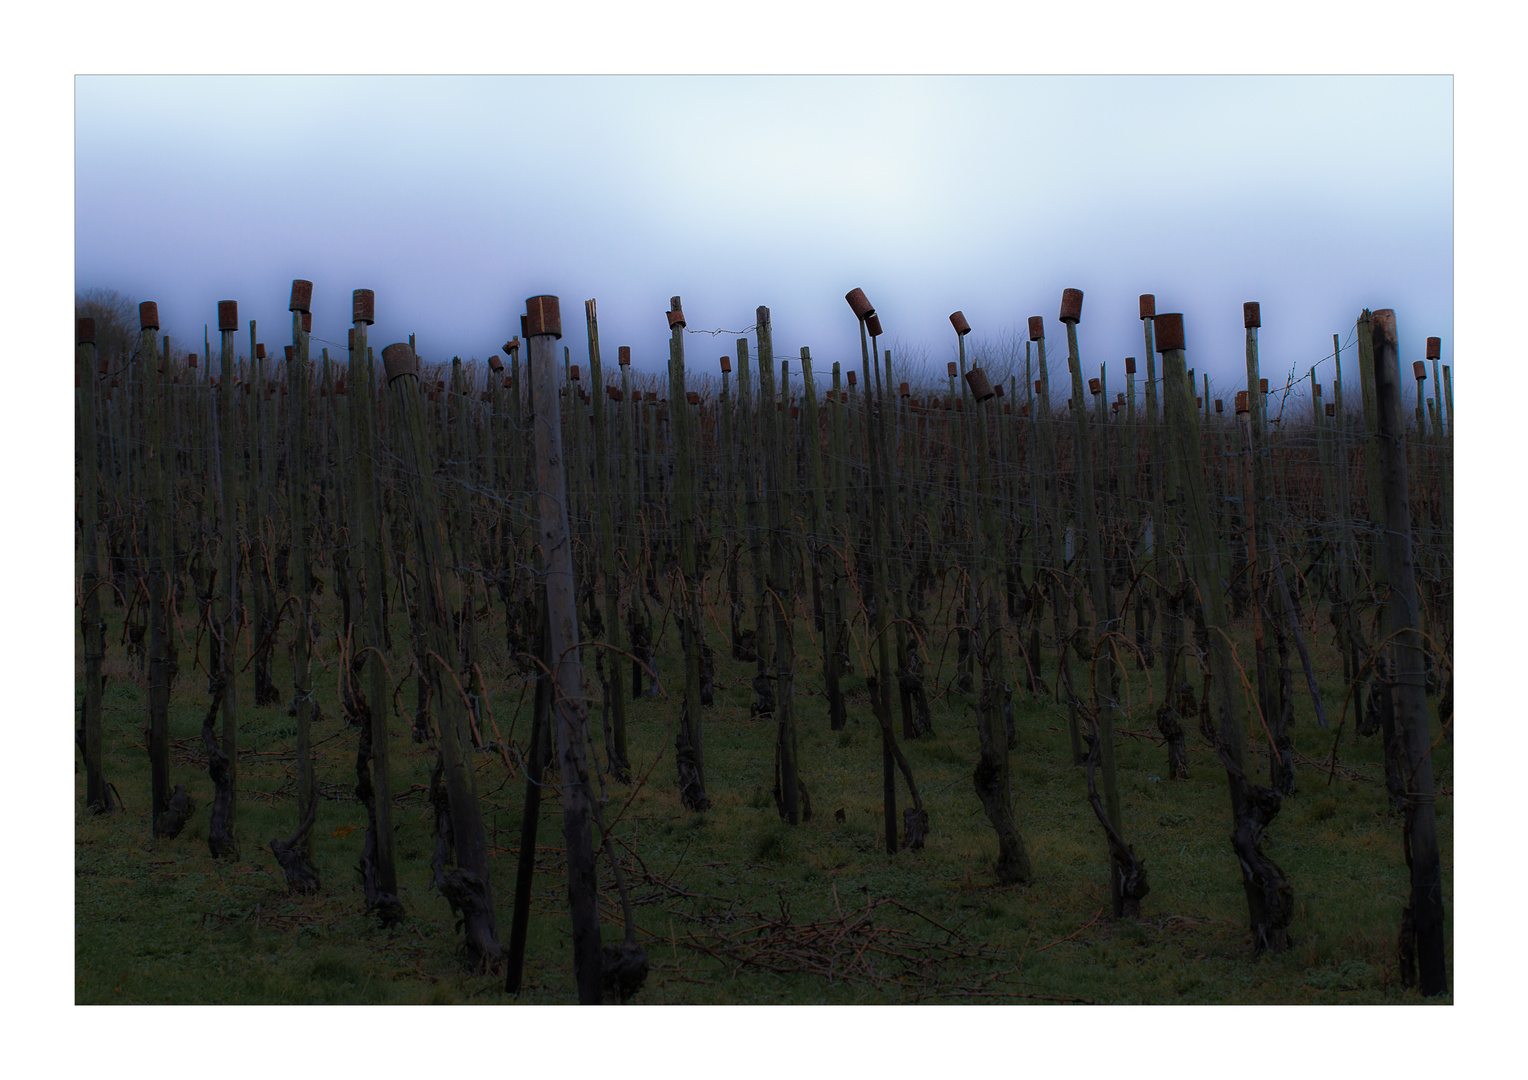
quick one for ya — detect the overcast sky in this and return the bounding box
[75,74,1451,399]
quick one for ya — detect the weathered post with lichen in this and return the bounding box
[208,300,240,855]
[285,282,318,870]
[525,295,604,1003]
[1157,312,1292,953]
[1371,309,1447,996]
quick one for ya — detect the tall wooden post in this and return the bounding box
[78,318,115,814]
[1371,310,1447,995]
[525,296,604,1003]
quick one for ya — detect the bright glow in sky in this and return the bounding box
[75,74,1451,395]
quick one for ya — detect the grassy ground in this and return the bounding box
[75,577,1452,1005]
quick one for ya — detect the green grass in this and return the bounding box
[75,582,1452,1004]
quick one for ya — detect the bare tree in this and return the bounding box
[75,289,138,371]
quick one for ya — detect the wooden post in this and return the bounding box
[385,337,502,968]
[524,297,604,1003]
[212,302,240,850]
[1370,309,1447,996]
[78,318,115,814]
[287,284,317,864]
[1158,312,1292,953]
[140,302,177,836]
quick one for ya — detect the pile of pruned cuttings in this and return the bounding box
[651,885,1004,992]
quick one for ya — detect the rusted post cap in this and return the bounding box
[1313,383,1323,397]
[719,355,732,373]
[1027,315,1044,341]
[790,405,800,418]
[1197,397,1202,408]
[381,343,419,383]
[1125,356,1136,374]
[607,385,623,401]
[687,391,700,405]
[1034,380,1043,394]
[139,302,159,331]
[1116,392,1124,404]
[256,344,267,360]
[352,289,375,325]
[1214,398,1223,413]
[617,345,630,366]
[1059,288,1083,324]
[840,391,849,402]
[966,367,995,402]
[995,383,1005,398]
[865,313,883,337]
[899,381,910,397]
[1259,378,1268,394]
[1138,294,1155,320]
[1235,391,1249,414]
[503,337,521,356]
[1088,377,1101,395]
[1371,309,1398,348]
[1426,336,1441,360]
[302,311,313,333]
[1154,313,1185,352]
[289,279,313,314]
[98,356,109,374]
[1413,360,1428,380]
[504,376,513,389]
[525,295,561,338]
[488,353,503,373]
[1243,301,1260,329]
[954,398,964,412]
[845,288,874,320]
[215,301,238,332]
[666,308,686,330]
[949,310,971,336]
[187,353,198,367]
[1020,404,1030,417]
[946,361,958,378]
[1325,402,1336,416]
[847,370,857,386]
[284,345,295,362]
[77,318,95,345]
[570,364,581,381]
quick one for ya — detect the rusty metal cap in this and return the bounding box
[381,342,419,383]
[687,391,700,405]
[1214,398,1223,413]
[1059,288,1084,324]
[1426,336,1441,360]
[865,312,883,337]
[1243,301,1260,329]
[966,367,995,402]
[1138,294,1155,320]
[954,398,964,412]
[847,370,857,386]
[139,301,159,331]
[719,355,732,373]
[607,385,623,401]
[1125,356,1136,374]
[666,308,686,330]
[1088,377,1101,395]
[256,343,266,360]
[1325,402,1336,416]
[217,300,238,332]
[1371,309,1397,348]
[526,296,562,338]
[1259,378,1268,394]
[289,279,313,313]
[946,361,958,378]
[570,364,580,381]
[488,353,503,373]
[1235,391,1249,414]
[1027,315,1044,341]
[790,405,800,418]
[617,345,630,366]
[98,355,109,374]
[1154,313,1185,352]
[301,311,312,333]
[187,352,198,367]
[352,289,375,325]
[949,310,971,336]
[504,376,513,389]
[997,383,1006,398]
[284,345,296,362]
[899,381,910,397]
[845,288,874,319]
[1034,379,1043,394]
[77,318,95,345]
[1313,382,1323,397]
[1413,360,1428,380]
[503,337,521,356]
